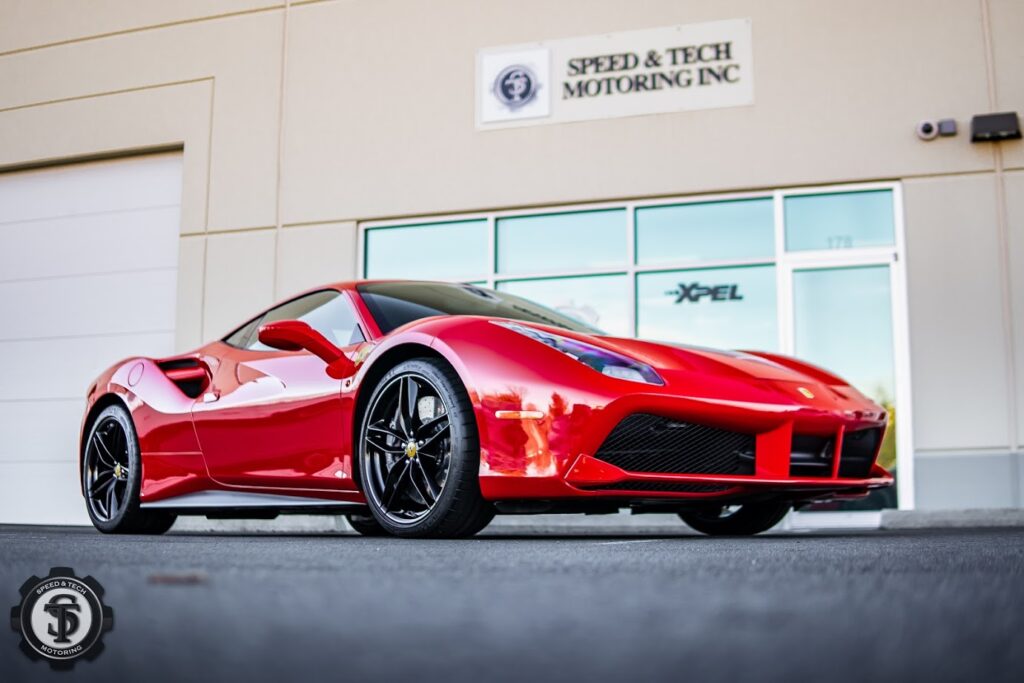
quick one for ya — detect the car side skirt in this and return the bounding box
[139,490,368,516]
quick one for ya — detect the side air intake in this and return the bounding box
[156,358,210,399]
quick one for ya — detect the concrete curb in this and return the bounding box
[880,508,1024,529]
[172,515,347,534]
[170,513,693,535]
[167,508,1024,535]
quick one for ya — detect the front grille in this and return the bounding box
[789,429,882,479]
[594,414,755,475]
[838,428,882,478]
[790,434,835,477]
[583,481,732,493]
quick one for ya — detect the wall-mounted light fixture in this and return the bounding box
[970,112,1021,142]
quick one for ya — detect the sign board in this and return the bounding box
[477,19,754,129]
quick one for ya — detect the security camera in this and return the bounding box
[916,120,939,141]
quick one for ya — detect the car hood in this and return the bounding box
[481,317,849,387]
[428,316,876,409]
[584,334,885,413]
[595,336,812,382]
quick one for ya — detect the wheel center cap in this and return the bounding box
[114,463,123,478]
[405,441,418,459]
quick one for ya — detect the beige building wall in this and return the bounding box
[1,0,1022,508]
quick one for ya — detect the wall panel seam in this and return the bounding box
[272,0,292,300]
[0,204,180,227]
[0,265,178,285]
[0,77,214,114]
[0,398,82,403]
[197,75,218,342]
[0,6,293,58]
[0,329,176,344]
[980,0,1019,463]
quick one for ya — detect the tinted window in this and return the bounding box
[496,274,630,337]
[364,220,489,281]
[223,317,260,348]
[636,265,778,351]
[784,190,894,251]
[226,290,365,351]
[636,198,774,265]
[496,209,626,274]
[357,282,602,335]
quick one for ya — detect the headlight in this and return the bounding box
[494,321,664,385]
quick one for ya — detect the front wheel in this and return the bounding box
[82,405,177,534]
[357,358,494,539]
[679,500,790,536]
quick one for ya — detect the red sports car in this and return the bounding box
[80,280,892,538]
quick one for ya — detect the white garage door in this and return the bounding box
[0,153,182,525]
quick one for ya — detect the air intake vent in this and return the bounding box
[790,434,834,477]
[838,428,883,478]
[156,358,209,399]
[594,414,755,475]
[581,481,732,494]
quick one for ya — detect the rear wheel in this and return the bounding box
[679,500,790,536]
[358,358,494,538]
[82,404,176,534]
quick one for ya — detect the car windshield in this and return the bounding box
[357,282,603,335]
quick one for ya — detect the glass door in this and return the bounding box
[778,185,911,509]
[790,263,899,508]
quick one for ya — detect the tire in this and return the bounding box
[82,404,177,535]
[357,358,494,538]
[679,500,790,536]
[344,513,388,537]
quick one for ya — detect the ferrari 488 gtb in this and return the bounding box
[80,281,892,537]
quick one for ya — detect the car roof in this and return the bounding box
[320,279,470,293]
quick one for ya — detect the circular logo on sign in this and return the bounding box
[10,567,113,669]
[493,65,538,110]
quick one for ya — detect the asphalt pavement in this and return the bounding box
[1,524,1022,682]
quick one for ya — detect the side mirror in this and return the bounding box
[256,320,357,379]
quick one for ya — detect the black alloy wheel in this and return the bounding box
[82,404,176,534]
[84,415,131,522]
[358,358,493,538]
[364,372,451,522]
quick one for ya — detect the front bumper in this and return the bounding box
[477,387,893,503]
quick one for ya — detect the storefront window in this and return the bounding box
[496,273,629,336]
[364,219,488,281]
[496,209,626,274]
[636,265,778,351]
[784,190,894,251]
[635,198,774,265]
[363,182,905,509]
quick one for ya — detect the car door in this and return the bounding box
[192,290,366,491]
